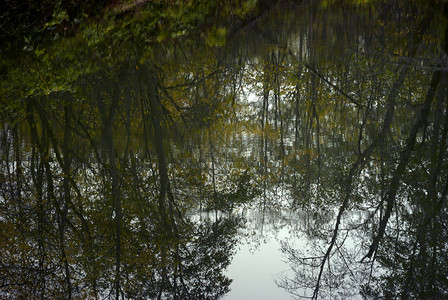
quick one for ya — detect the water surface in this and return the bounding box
[1,1,448,299]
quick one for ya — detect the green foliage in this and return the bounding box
[205,26,228,47]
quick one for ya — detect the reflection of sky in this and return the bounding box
[224,226,294,300]
[221,207,320,300]
[219,205,373,299]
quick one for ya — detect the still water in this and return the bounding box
[1,0,448,299]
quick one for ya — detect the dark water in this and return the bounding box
[1,1,448,299]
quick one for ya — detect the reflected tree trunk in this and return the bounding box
[139,63,181,299]
[401,75,448,299]
[59,102,73,299]
[144,66,170,227]
[209,135,217,219]
[364,70,441,261]
[294,70,302,146]
[97,78,123,299]
[26,100,49,299]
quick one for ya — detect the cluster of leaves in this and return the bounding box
[0,0,266,127]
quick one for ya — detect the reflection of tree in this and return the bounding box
[2,1,448,299]
[0,59,240,299]
[363,76,448,299]
[174,219,238,299]
[274,1,448,299]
